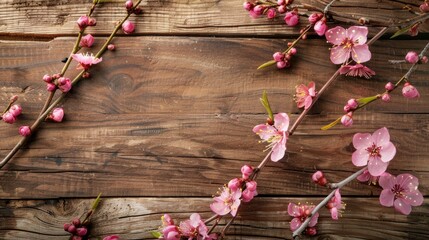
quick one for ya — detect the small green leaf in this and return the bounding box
[91,193,102,210]
[257,60,276,70]
[151,231,162,238]
[390,24,413,39]
[357,95,378,106]
[321,117,342,130]
[260,91,274,121]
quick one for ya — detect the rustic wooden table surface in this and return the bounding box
[0,0,428,239]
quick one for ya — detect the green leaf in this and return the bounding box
[390,25,413,39]
[91,193,102,210]
[356,95,378,106]
[260,91,274,121]
[257,60,276,70]
[151,231,162,238]
[321,117,342,130]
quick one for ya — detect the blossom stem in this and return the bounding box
[292,167,367,238]
[288,27,389,135]
[204,214,220,225]
[0,1,143,169]
[219,214,238,240]
[323,0,337,15]
[207,216,222,235]
[251,149,273,181]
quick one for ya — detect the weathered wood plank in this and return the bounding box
[1,197,428,240]
[0,0,427,37]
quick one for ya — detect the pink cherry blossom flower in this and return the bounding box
[284,11,299,26]
[210,187,241,216]
[339,64,375,79]
[179,213,210,239]
[103,236,120,240]
[294,81,316,110]
[18,126,31,137]
[122,20,135,34]
[402,82,420,99]
[379,173,423,215]
[253,113,289,162]
[71,53,102,70]
[80,34,94,48]
[49,108,64,122]
[287,203,319,232]
[326,26,371,64]
[352,127,396,176]
[326,189,345,220]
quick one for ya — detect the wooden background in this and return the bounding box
[0,0,428,239]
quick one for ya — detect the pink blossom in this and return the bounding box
[162,225,180,240]
[352,127,396,176]
[47,83,57,92]
[346,99,358,110]
[326,189,345,220]
[381,93,391,102]
[77,16,89,29]
[421,3,429,12]
[210,187,241,216]
[385,82,395,91]
[308,13,323,24]
[402,82,420,99]
[49,108,64,122]
[284,11,299,26]
[88,17,97,26]
[18,126,31,137]
[58,77,72,93]
[341,113,353,127]
[71,53,102,70]
[409,23,420,36]
[339,64,375,79]
[43,74,53,83]
[253,113,289,162]
[108,44,116,51]
[312,171,327,186]
[122,20,135,34]
[405,51,419,64]
[379,173,423,215]
[287,203,319,232]
[227,178,242,191]
[241,165,253,179]
[314,19,327,36]
[9,104,22,117]
[243,2,253,11]
[326,26,371,64]
[294,81,316,110]
[125,0,133,10]
[421,56,428,64]
[277,5,286,14]
[276,60,289,69]
[80,34,94,48]
[103,236,120,240]
[179,213,210,239]
[242,181,258,202]
[2,112,16,124]
[266,8,276,19]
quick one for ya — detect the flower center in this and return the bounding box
[366,143,381,158]
[391,184,405,199]
[342,38,354,49]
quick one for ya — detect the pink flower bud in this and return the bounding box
[125,0,133,10]
[276,60,289,69]
[76,227,88,236]
[46,83,57,92]
[405,51,419,64]
[241,189,257,202]
[306,227,317,236]
[9,104,22,117]
[246,181,257,191]
[228,178,242,191]
[420,3,429,12]
[49,108,64,122]
[343,105,351,113]
[308,13,323,24]
[402,82,420,99]
[79,34,94,48]
[162,225,180,240]
[381,93,391,102]
[77,16,89,29]
[347,98,358,110]
[289,47,297,55]
[421,56,428,64]
[2,112,16,124]
[253,5,264,16]
[58,77,72,93]
[266,8,276,19]
[273,52,284,62]
[133,7,143,15]
[241,165,253,179]
[88,17,97,26]
[72,218,81,226]
[82,72,91,78]
[103,236,120,240]
[122,20,135,34]
[162,214,174,226]
[314,19,327,36]
[63,223,71,231]
[18,126,31,137]
[385,82,394,91]
[312,171,327,186]
[277,0,285,5]
[284,11,299,26]
[43,74,53,83]
[72,236,82,240]
[67,224,77,234]
[243,2,253,11]
[52,73,61,79]
[277,5,286,14]
[341,113,353,127]
[409,23,420,36]
[108,44,116,51]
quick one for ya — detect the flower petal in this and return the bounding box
[290,218,301,231]
[353,133,373,150]
[380,142,396,162]
[368,157,389,176]
[252,124,276,141]
[394,198,412,215]
[396,173,419,190]
[308,81,316,97]
[403,190,424,206]
[352,148,369,167]
[326,26,346,45]
[308,212,319,227]
[356,170,371,182]
[274,113,289,132]
[304,96,313,110]
[351,44,371,64]
[230,199,241,216]
[330,46,351,64]
[372,127,390,146]
[287,203,301,217]
[378,173,395,189]
[210,201,230,216]
[271,140,286,162]
[379,189,394,207]
[330,207,339,220]
[346,26,368,45]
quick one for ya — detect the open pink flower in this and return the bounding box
[326,189,345,220]
[339,64,375,79]
[287,203,319,232]
[210,187,241,216]
[326,26,371,64]
[253,113,289,162]
[71,53,102,70]
[294,81,316,110]
[179,213,210,239]
[379,173,423,215]
[352,127,396,176]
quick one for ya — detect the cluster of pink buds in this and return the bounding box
[43,74,72,93]
[272,47,297,69]
[2,104,22,124]
[125,0,142,14]
[243,0,295,21]
[308,13,327,36]
[77,15,97,30]
[405,51,428,64]
[63,218,88,240]
[159,213,217,240]
[340,98,358,127]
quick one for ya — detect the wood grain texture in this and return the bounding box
[1,197,429,240]
[0,0,427,37]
